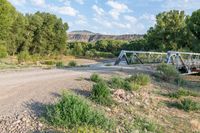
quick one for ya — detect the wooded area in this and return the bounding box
[0,0,200,60]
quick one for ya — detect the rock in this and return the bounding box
[113,89,126,100]
[190,119,200,132]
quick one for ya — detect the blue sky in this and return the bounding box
[8,0,200,35]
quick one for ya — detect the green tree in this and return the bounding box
[0,0,17,41]
[188,9,200,40]
[145,10,190,51]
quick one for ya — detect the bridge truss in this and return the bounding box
[114,50,200,74]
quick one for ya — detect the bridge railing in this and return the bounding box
[115,50,200,74]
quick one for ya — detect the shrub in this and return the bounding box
[56,61,64,68]
[44,91,113,130]
[156,63,180,82]
[0,45,8,58]
[17,51,30,63]
[127,73,151,86]
[68,61,77,67]
[90,81,113,106]
[110,76,125,89]
[90,73,102,82]
[129,83,141,91]
[168,88,200,99]
[169,99,200,112]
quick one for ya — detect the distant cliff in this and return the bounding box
[68,30,143,42]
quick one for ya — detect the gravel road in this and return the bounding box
[0,68,91,116]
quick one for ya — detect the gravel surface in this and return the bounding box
[0,68,92,132]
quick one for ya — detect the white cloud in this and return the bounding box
[162,0,200,12]
[75,0,84,5]
[31,0,45,7]
[107,1,132,20]
[75,15,88,25]
[50,6,78,16]
[92,5,105,16]
[8,0,27,6]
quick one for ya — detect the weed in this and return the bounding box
[68,61,77,67]
[127,73,151,86]
[17,51,30,63]
[56,61,64,68]
[168,88,200,99]
[90,81,113,106]
[110,76,125,89]
[168,98,200,112]
[90,73,102,82]
[71,125,104,133]
[156,63,180,82]
[44,91,114,130]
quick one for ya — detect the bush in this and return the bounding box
[129,83,141,91]
[68,61,77,67]
[44,91,113,130]
[17,51,30,63]
[0,45,8,58]
[168,88,200,99]
[90,81,113,106]
[110,76,125,89]
[56,61,64,68]
[169,99,200,112]
[156,63,180,82]
[127,73,151,86]
[90,73,102,82]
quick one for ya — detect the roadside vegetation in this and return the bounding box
[43,91,114,131]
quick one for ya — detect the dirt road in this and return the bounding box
[0,68,93,116]
[0,64,152,116]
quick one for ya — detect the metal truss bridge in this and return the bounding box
[114,50,200,74]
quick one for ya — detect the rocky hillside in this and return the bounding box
[68,30,143,42]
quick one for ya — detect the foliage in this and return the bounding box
[44,91,113,130]
[68,61,77,67]
[17,51,30,63]
[110,76,125,89]
[56,61,64,68]
[188,9,200,40]
[145,10,192,51]
[0,44,8,58]
[90,73,102,82]
[156,63,180,82]
[169,99,200,112]
[90,81,113,106]
[168,88,200,99]
[127,74,151,86]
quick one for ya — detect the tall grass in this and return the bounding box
[90,81,113,106]
[168,88,200,99]
[44,91,114,130]
[90,73,102,82]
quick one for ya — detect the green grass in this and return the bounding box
[168,98,200,112]
[68,61,77,67]
[90,81,113,106]
[109,76,125,89]
[109,74,150,91]
[56,61,64,68]
[168,88,200,99]
[90,73,103,82]
[43,91,114,130]
[127,73,151,86]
